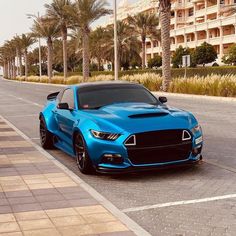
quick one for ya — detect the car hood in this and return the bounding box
[82,103,197,133]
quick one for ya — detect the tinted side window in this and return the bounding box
[61,89,74,109]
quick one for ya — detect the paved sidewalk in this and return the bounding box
[0,118,136,236]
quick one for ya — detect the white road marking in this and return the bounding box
[9,95,43,108]
[122,193,236,213]
[31,137,40,140]
[6,114,39,118]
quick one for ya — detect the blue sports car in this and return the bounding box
[39,81,203,174]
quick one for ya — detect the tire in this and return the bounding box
[74,133,94,174]
[39,118,54,149]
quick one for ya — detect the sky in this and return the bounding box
[0,0,136,46]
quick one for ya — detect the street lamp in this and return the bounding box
[27,12,42,80]
[114,0,118,81]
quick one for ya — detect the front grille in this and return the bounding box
[131,129,191,148]
[125,130,192,165]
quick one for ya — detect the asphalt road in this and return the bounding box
[1,78,236,236]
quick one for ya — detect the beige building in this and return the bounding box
[105,0,236,65]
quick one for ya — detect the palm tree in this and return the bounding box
[127,12,159,69]
[32,16,60,82]
[20,34,35,78]
[0,46,9,78]
[45,0,72,81]
[12,36,23,77]
[90,27,107,71]
[159,0,171,91]
[104,21,141,70]
[3,40,17,79]
[67,0,111,81]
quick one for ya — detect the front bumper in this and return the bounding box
[96,156,202,174]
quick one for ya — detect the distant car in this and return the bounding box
[39,81,203,174]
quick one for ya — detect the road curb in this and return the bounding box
[0,115,151,236]
[1,77,66,87]
[154,92,236,102]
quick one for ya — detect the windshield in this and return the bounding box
[78,84,160,109]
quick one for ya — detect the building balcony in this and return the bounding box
[192,0,204,3]
[171,2,185,9]
[195,8,205,18]
[206,5,218,14]
[185,40,196,48]
[222,34,236,44]
[209,36,221,45]
[146,48,153,54]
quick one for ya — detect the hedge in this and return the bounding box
[55,66,236,78]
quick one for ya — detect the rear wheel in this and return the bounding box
[74,133,94,174]
[39,118,54,149]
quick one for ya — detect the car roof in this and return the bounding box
[68,81,141,90]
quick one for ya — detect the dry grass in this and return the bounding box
[14,73,236,97]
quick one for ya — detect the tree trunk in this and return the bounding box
[160,0,171,92]
[142,37,146,69]
[24,50,28,78]
[62,27,68,82]
[47,37,53,83]
[19,53,23,77]
[3,61,8,78]
[82,30,90,81]
[8,61,11,79]
[12,58,16,79]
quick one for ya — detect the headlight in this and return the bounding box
[90,130,121,141]
[191,124,202,135]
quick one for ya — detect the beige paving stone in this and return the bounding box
[0,158,11,165]
[9,158,30,164]
[0,176,22,182]
[51,181,78,188]
[0,214,16,223]
[0,132,18,137]
[0,222,20,233]
[45,208,78,218]
[51,215,86,227]
[90,221,128,234]
[0,179,25,186]
[18,219,55,231]
[24,178,50,185]
[58,225,94,236]
[0,141,32,148]
[75,205,108,215]
[0,124,9,128]
[0,155,8,159]
[44,173,67,178]
[2,185,28,192]
[22,175,46,180]
[27,183,54,190]
[14,211,48,221]
[0,232,23,236]
[47,176,72,183]
[82,212,117,224]
[23,228,60,236]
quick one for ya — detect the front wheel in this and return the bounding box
[74,133,94,174]
[39,118,54,149]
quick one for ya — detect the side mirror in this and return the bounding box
[159,96,167,104]
[57,103,69,110]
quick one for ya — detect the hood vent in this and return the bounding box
[129,112,168,119]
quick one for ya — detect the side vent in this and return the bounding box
[124,135,136,146]
[182,130,191,141]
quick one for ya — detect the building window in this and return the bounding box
[189,8,193,16]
